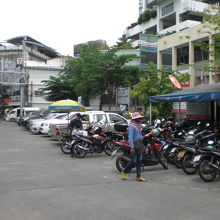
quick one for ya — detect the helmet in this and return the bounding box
[186,135,196,144]
[154,119,161,125]
[151,128,161,137]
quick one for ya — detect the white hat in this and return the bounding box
[131,112,144,120]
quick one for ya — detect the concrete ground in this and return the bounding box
[0,120,220,220]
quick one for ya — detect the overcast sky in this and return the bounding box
[0,0,139,56]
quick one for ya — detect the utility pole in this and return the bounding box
[20,37,27,117]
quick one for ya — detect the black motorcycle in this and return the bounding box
[198,148,220,182]
[72,126,115,158]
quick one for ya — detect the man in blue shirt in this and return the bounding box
[121,112,147,182]
[69,113,83,135]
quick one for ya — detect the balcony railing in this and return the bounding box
[182,0,209,14]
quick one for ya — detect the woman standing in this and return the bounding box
[121,112,147,182]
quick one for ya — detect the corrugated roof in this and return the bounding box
[6,35,60,58]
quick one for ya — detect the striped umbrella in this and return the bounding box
[49,99,86,111]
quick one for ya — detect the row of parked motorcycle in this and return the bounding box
[57,116,220,182]
[15,110,220,182]
[159,120,220,182]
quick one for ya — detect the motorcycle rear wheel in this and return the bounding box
[73,143,87,158]
[182,154,197,175]
[198,159,217,182]
[116,156,132,172]
[104,141,115,156]
[159,153,168,169]
[60,141,71,154]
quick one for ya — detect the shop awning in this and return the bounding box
[149,83,220,103]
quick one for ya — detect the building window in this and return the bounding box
[34,90,44,97]
[177,46,189,65]
[194,42,209,62]
[162,2,174,16]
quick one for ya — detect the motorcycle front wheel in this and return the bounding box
[182,154,197,175]
[198,159,217,182]
[60,141,71,154]
[159,153,168,169]
[116,156,132,172]
[73,142,88,158]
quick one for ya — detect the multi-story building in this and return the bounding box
[0,36,67,109]
[128,0,211,39]
[155,22,220,121]
[157,23,219,86]
[125,1,219,119]
[125,1,216,70]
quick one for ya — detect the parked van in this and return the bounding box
[5,107,40,122]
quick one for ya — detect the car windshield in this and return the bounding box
[55,114,67,120]
[45,114,57,120]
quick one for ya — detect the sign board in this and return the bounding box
[117,87,130,105]
[169,74,182,89]
[77,96,82,104]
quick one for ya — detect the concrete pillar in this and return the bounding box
[209,35,215,84]
[172,46,177,71]
[157,50,162,69]
[189,41,195,87]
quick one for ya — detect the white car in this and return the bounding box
[48,112,81,138]
[30,113,67,134]
[39,113,73,135]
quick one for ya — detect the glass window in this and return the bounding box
[162,2,174,16]
[34,90,44,97]
[55,114,67,119]
[93,114,107,123]
[81,114,90,122]
[109,114,127,124]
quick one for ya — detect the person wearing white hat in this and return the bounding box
[121,112,147,182]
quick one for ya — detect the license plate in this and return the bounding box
[163,144,169,150]
[193,155,201,163]
[177,151,185,158]
[170,147,176,153]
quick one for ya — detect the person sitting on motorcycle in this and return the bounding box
[121,112,147,182]
[69,113,83,135]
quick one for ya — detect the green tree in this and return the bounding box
[42,42,143,109]
[41,75,77,101]
[114,34,133,49]
[198,5,220,76]
[131,62,189,118]
[94,48,143,110]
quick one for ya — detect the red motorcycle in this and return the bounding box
[72,126,117,158]
[111,133,168,172]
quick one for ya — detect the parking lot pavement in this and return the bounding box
[0,121,220,220]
